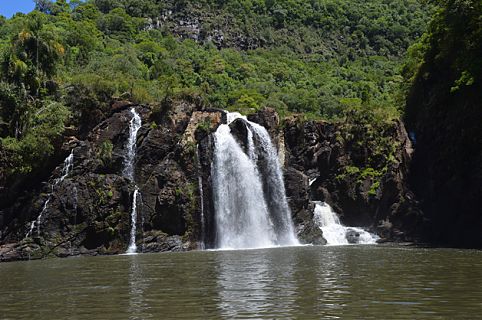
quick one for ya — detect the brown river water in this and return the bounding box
[0,245,481,319]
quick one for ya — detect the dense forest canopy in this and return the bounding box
[0,0,432,178]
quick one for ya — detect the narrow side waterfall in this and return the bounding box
[126,188,139,254]
[123,108,142,180]
[124,107,142,254]
[313,202,378,245]
[196,144,206,250]
[26,150,74,238]
[212,112,298,249]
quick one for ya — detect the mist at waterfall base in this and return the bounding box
[212,113,298,250]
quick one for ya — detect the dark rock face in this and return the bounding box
[282,115,423,243]
[0,105,424,262]
[247,107,280,147]
[0,101,224,261]
[229,118,250,153]
[284,167,325,244]
[403,2,482,249]
[0,107,140,261]
[405,66,482,248]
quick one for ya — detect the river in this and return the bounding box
[1,245,481,319]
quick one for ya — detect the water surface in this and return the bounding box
[1,246,481,319]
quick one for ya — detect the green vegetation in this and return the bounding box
[0,0,431,178]
[98,140,113,166]
[404,0,481,120]
[334,104,401,196]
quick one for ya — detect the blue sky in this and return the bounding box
[0,0,36,18]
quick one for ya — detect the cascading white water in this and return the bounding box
[26,149,74,238]
[313,201,378,245]
[124,108,142,254]
[124,108,142,180]
[212,112,298,249]
[248,122,298,245]
[196,144,206,250]
[28,198,50,238]
[127,188,139,254]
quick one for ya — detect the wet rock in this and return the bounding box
[229,118,250,153]
[345,229,360,244]
[297,222,326,245]
[283,167,325,244]
[142,231,186,253]
[247,107,280,142]
[283,115,423,243]
[0,241,43,262]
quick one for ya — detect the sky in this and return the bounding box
[0,0,35,18]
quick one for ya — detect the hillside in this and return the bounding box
[0,0,431,179]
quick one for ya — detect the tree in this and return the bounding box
[34,0,53,14]
[51,0,70,15]
[2,12,64,95]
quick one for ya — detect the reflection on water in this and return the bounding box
[215,248,297,318]
[1,246,482,319]
[127,255,150,319]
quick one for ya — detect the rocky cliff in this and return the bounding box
[282,115,423,242]
[0,102,421,262]
[244,108,423,244]
[403,0,482,248]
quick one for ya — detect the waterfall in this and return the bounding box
[70,185,78,255]
[212,112,298,249]
[127,188,139,254]
[123,108,142,180]
[248,122,298,245]
[25,149,74,238]
[313,201,378,245]
[196,144,206,250]
[124,107,142,254]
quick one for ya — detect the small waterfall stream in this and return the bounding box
[212,112,298,249]
[124,108,142,254]
[70,185,78,255]
[196,144,206,250]
[26,149,74,238]
[313,201,378,245]
[127,188,140,254]
[123,108,142,180]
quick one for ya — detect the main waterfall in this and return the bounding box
[212,112,298,249]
